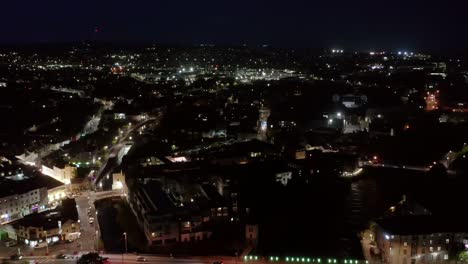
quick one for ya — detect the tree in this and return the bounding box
[449,242,466,261]
[458,251,468,262]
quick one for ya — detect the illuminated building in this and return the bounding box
[425,90,440,111]
[257,107,270,141]
[370,216,467,264]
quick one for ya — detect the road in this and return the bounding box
[94,117,159,187]
[364,163,455,175]
[1,254,243,264]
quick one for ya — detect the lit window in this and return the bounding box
[437,247,441,251]
[446,239,450,243]
[430,247,433,252]
[404,242,408,247]
[444,254,449,260]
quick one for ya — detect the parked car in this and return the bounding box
[137,256,147,262]
[4,240,17,247]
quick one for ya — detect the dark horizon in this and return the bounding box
[0,40,466,58]
[1,0,466,55]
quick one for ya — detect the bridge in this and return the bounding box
[93,116,160,187]
[363,163,455,175]
[93,190,125,201]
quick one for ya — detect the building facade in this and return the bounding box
[0,188,47,224]
[369,217,468,264]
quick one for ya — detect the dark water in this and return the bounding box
[97,167,426,258]
[256,167,426,258]
[340,168,426,258]
[96,201,126,253]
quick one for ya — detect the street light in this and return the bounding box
[95,230,99,251]
[123,232,128,253]
[122,232,127,264]
[44,231,49,257]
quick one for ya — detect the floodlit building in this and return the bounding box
[6,199,80,245]
[369,216,468,264]
[0,175,63,224]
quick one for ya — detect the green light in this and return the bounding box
[334,259,337,263]
[255,256,258,260]
[307,258,311,262]
[355,261,358,264]
[345,260,347,264]
[366,261,368,264]
[270,257,273,261]
[328,259,331,263]
[276,257,279,261]
[287,257,290,262]
[244,256,247,260]
[318,259,321,263]
[302,258,305,262]
[249,256,253,260]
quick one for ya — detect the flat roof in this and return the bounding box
[0,175,63,198]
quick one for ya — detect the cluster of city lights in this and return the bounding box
[332,49,344,53]
[397,51,414,56]
[244,256,366,263]
[425,90,440,111]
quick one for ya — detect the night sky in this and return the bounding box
[1,0,466,53]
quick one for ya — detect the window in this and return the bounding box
[404,242,408,247]
[429,240,433,244]
[444,254,449,260]
[446,239,450,244]
[403,249,407,255]
[430,247,433,252]
[437,246,441,251]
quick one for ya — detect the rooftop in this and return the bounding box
[0,174,63,198]
[12,199,78,230]
[376,215,468,235]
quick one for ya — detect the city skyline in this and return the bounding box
[1,2,468,263]
[0,0,466,53]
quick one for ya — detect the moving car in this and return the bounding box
[35,242,48,249]
[137,256,147,262]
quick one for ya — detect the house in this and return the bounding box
[368,216,468,264]
[3,199,80,245]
